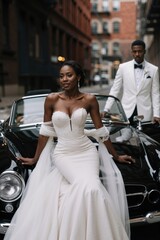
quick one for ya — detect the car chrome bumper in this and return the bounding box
[1,211,160,235]
[130,211,160,225]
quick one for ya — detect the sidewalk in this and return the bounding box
[0,96,22,110]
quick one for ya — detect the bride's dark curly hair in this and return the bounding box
[60,60,86,87]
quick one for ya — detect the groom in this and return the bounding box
[103,40,160,125]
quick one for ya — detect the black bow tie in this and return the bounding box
[134,64,143,69]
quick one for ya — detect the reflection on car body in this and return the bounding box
[0,94,160,237]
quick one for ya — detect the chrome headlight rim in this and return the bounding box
[0,170,25,203]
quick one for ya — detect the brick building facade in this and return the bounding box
[91,0,138,80]
[0,0,91,96]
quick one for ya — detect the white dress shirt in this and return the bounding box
[134,61,144,90]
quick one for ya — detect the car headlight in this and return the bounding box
[0,171,25,202]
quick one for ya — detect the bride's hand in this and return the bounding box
[17,156,37,166]
[116,155,135,164]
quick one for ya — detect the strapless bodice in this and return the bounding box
[52,108,87,140]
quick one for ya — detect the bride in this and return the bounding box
[4,60,134,240]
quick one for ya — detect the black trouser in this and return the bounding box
[128,106,138,125]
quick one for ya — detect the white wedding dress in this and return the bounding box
[4,108,130,240]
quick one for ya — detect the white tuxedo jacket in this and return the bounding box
[104,60,160,121]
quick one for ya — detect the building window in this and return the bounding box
[113,0,120,11]
[78,7,82,29]
[84,46,89,59]
[91,22,98,34]
[35,33,40,59]
[91,1,98,12]
[113,21,120,33]
[102,0,109,12]
[52,27,58,56]
[92,42,99,55]
[59,0,63,13]
[102,42,108,55]
[2,0,10,48]
[29,17,35,57]
[102,22,108,33]
[113,42,120,55]
[28,17,41,59]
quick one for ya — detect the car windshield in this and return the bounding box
[11,95,128,126]
[86,95,128,123]
[12,96,46,126]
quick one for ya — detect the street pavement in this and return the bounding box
[0,95,22,120]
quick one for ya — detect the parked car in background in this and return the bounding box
[93,74,101,85]
[0,93,160,239]
[101,72,109,84]
[93,72,109,85]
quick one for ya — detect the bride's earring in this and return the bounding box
[78,81,80,88]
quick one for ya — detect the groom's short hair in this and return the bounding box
[131,40,146,50]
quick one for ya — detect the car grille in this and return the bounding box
[126,184,148,208]
[125,184,160,208]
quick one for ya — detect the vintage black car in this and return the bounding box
[0,93,160,238]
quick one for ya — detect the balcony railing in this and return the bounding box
[91,9,110,16]
[91,31,110,36]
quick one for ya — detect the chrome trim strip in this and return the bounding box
[130,211,160,225]
[0,222,10,234]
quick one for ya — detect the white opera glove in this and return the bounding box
[39,121,57,137]
[84,126,109,142]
